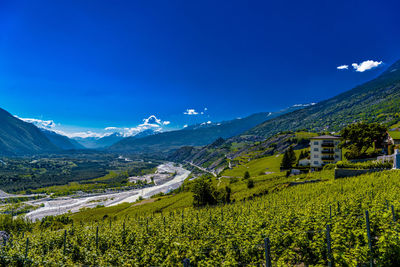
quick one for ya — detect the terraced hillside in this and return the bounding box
[169,131,317,174]
[2,169,400,266]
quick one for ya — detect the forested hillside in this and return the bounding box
[109,107,304,154]
[169,131,316,174]
[0,108,59,155]
[246,59,400,137]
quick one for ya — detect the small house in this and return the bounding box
[387,131,400,145]
[310,135,342,169]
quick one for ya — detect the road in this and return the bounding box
[25,163,190,221]
[184,161,217,177]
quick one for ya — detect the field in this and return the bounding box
[1,148,399,266]
[70,152,326,221]
[1,170,400,266]
[0,153,159,195]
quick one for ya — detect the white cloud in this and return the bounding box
[184,109,199,115]
[200,121,212,126]
[16,117,56,129]
[351,60,382,72]
[104,115,171,137]
[17,114,171,139]
[337,65,349,70]
[292,102,317,108]
[104,127,118,131]
[142,115,161,125]
[67,131,111,139]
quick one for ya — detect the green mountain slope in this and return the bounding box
[169,131,315,174]
[109,111,295,154]
[0,108,59,155]
[246,59,400,137]
[41,129,85,150]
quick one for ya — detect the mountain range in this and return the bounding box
[0,108,59,155]
[1,59,400,155]
[246,59,400,137]
[41,129,85,150]
[108,108,302,154]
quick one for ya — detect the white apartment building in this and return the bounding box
[310,135,342,169]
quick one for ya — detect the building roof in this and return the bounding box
[388,131,400,140]
[310,135,341,140]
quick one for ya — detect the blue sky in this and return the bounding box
[1,0,400,137]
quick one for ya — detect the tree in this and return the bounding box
[224,186,231,203]
[243,171,250,179]
[340,122,387,158]
[287,146,297,166]
[247,179,254,189]
[281,146,296,169]
[191,178,217,207]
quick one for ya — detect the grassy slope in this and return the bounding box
[71,150,327,222]
[6,169,400,265]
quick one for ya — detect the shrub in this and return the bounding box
[334,160,392,169]
[247,179,254,189]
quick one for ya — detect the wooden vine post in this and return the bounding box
[365,210,373,267]
[391,205,396,222]
[96,226,99,250]
[63,230,67,255]
[264,237,271,267]
[24,237,29,261]
[326,224,333,267]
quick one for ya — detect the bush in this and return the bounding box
[243,171,250,180]
[229,177,239,184]
[247,179,254,189]
[334,160,392,170]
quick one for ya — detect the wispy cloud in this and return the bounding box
[337,65,349,70]
[16,114,171,139]
[16,117,56,129]
[292,103,316,107]
[104,115,170,137]
[351,60,382,72]
[67,131,110,139]
[184,109,199,115]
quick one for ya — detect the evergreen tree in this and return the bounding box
[287,146,297,166]
[247,179,254,189]
[243,171,250,179]
[281,147,296,169]
[225,186,231,203]
[281,150,291,170]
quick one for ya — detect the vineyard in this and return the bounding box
[1,170,400,266]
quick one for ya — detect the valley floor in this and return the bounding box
[24,163,190,221]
